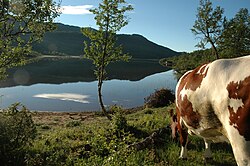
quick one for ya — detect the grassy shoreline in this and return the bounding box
[0,103,236,165]
[25,104,237,166]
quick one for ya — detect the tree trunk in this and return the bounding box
[97,79,112,120]
[209,39,219,59]
[97,17,112,120]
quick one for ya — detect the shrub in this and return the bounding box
[144,88,175,108]
[66,120,81,127]
[144,108,153,114]
[0,103,37,165]
[40,125,51,130]
[110,105,128,137]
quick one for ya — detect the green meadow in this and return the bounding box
[1,104,236,165]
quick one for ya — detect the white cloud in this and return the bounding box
[60,5,93,15]
[34,93,90,104]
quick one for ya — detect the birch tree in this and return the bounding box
[82,0,133,119]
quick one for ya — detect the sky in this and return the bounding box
[55,0,250,52]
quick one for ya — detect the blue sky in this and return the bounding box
[56,0,250,52]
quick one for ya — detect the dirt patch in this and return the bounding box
[31,107,144,127]
[32,111,96,126]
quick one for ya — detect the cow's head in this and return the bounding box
[169,109,179,141]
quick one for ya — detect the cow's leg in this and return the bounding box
[178,123,188,159]
[203,139,212,159]
[176,106,189,159]
[226,127,250,166]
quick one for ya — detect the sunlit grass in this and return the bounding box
[26,104,236,166]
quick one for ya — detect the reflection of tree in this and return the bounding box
[0,95,3,108]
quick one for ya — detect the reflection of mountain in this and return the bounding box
[32,23,180,59]
[1,23,180,88]
[0,58,169,88]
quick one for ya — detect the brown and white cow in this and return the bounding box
[171,55,250,166]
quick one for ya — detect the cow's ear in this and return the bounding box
[169,109,174,117]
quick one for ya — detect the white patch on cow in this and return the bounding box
[179,85,188,101]
[196,64,209,75]
[175,70,193,107]
[228,98,244,113]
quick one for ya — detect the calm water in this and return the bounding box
[0,70,177,112]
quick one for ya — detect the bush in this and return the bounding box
[144,88,175,108]
[110,105,128,137]
[66,120,81,127]
[40,125,51,130]
[0,103,37,165]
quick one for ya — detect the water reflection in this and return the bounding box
[0,70,177,112]
[34,93,90,104]
[0,58,168,87]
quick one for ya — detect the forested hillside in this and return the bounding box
[32,23,180,59]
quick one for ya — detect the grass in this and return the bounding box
[26,104,236,166]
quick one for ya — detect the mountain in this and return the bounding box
[32,23,180,59]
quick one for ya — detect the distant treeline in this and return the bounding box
[160,48,250,79]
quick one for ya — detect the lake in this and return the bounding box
[0,58,177,112]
